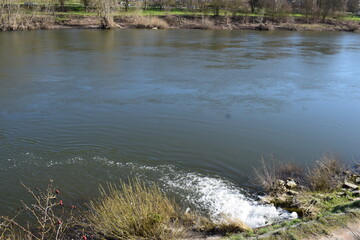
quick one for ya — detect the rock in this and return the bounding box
[152,27,158,30]
[256,23,274,31]
[260,195,274,204]
[352,190,360,197]
[275,194,290,205]
[274,180,287,193]
[355,177,360,184]
[290,212,298,219]
[277,179,285,186]
[286,180,297,189]
[343,180,359,189]
[286,190,299,196]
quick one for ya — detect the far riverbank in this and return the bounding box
[2,14,360,32]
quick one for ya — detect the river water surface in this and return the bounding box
[0,29,360,227]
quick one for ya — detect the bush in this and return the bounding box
[133,15,169,29]
[277,162,304,182]
[251,156,305,193]
[251,156,279,193]
[0,180,77,240]
[306,154,344,191]
[88,179,182,240]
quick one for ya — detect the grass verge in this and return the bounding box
[227,201,360,240]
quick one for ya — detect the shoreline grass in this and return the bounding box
[1,154,360,240]
[88,179,182,240]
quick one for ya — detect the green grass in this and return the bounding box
[54,11,96,16]
[344,15,360,21]
[226,197,360,240]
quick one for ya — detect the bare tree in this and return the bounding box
[347,0,359,13]
[81,0,92,11]
[316,0,347,19]
[248,0,260,13]
[228,0,248,16]
[302,0,316,18]
[58,0,65,10]
[94,0,118,28]
[123,0,130,11]
[209,0,224,16]
[259,0,292,17]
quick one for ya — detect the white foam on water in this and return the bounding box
[5,154,297,228]
[163,173,297,228]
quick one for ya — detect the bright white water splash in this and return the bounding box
[6,154,297,228]
[162,173,297,228]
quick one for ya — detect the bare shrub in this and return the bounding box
[306,154,344,191]
[251,156,279,193]
[0,0,54,31]
[132,15,169,28]
[199,17,215,29]
[0,180,77,240]
[88,179,182,240]
[184,17,216,29]
[277,162,304,181]
[0,217,32,240]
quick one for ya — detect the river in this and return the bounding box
[0,29,359,227]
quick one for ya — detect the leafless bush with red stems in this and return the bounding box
[0,179,78,240]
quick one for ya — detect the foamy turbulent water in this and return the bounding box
[96,157,298,228]
[163,172,297,228]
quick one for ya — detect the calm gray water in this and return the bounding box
[0,29,360,225]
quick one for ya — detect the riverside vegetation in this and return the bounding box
[0,0,360,31]
[1,154,360,240]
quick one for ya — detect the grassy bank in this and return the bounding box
[228,154,360,240]
[1,154,360,240]
[2,0,360,31]
[1,9,360,31]
[45,14,360,32]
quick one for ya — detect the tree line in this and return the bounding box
[78,0,359,19]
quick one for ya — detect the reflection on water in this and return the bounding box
[0,29,360,218]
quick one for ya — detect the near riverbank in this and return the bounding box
[1,154,360,240]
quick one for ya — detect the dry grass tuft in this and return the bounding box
[133,15,169,29]
[210,218,252,234]
[182,212,251,235]
[88,179,182,240]
[183,17,216,29]
[306,154,344,191]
